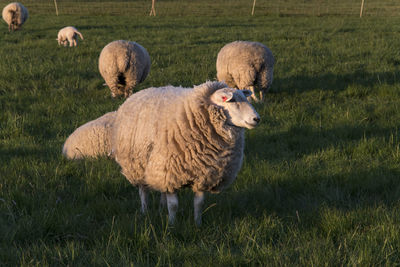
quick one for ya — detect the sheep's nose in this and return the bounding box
[253,117,260,124]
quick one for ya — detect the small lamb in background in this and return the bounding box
[216,40,275,102]
[2,2,28,32]
[57,26,84,47]
[98,40,151,98]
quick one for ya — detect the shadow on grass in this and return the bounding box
[0,145,57,164]
[245,123,398,163]
[224,166,400,223]
[273,70,400,93]
[228,116,400,223]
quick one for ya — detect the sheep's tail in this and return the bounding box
[75,30,84,40]
[62,111,116,159]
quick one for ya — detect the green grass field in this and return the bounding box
[1,0,400,265]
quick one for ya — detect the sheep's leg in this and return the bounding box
[194,191,205,226]
[124,73,138,98]
[9,12,15,32]
[138,185,148,214]
[260,89,265,102]
[248,85,260,102]
[107,77,123,98]
[166,193,178,224]
[110,84,124,98]
[159,192,167,211]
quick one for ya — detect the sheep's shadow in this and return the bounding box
[0,145,54,164]
[272,70,400,93]
[245,123,399,163]
[219,164,400,227]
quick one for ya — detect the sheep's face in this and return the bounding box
[210,88,260,129]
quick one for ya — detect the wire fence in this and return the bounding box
[6,0,400,17]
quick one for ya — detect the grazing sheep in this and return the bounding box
[2,2,28,32]
[63,111,116,159]
[111,81,260,225]
[57,26,84,47]
[99,40,151,98]
[216,41,275,102]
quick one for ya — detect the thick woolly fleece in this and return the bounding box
[63,111,116,159]
[98,40,151,98]
[57,26,84,47]
[216,41,275,95]
[112,81,245,193]
[2,2,28,31]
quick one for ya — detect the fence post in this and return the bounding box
[54,0,59,16]
[252,0,256,15]
[150,0,156,16]
[360,0,365,18]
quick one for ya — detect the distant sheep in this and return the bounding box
[99,40,151,98]
[57,26,84,47]
[2,2,28,32]
[111,81,260,225]
[63,111,116,159]
[216,41,275,102]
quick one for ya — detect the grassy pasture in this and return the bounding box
[1,0,400,265]
[20,0,400,17]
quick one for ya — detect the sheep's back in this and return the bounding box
[111,87,187,185]
[2,3,28,25]
[58,27,76,39]
[99,40,150,79]
[218,41,272,72]
[2,3,16,23]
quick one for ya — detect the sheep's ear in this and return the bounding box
[210,89,233,104]
[242,90,252,97]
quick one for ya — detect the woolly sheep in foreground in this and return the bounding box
[111,81,260,225]
[216,40,275,102]
[99,40,151,98]
[57,26,84,47]
[2,2,28,32]
[63,111,116,159]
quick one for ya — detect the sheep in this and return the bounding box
[98,40,151,98]
[63,111,116,159]
[57,26,84,47]
[111,81,260,225]
[2,2,28,32]
[216,40,275,102]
